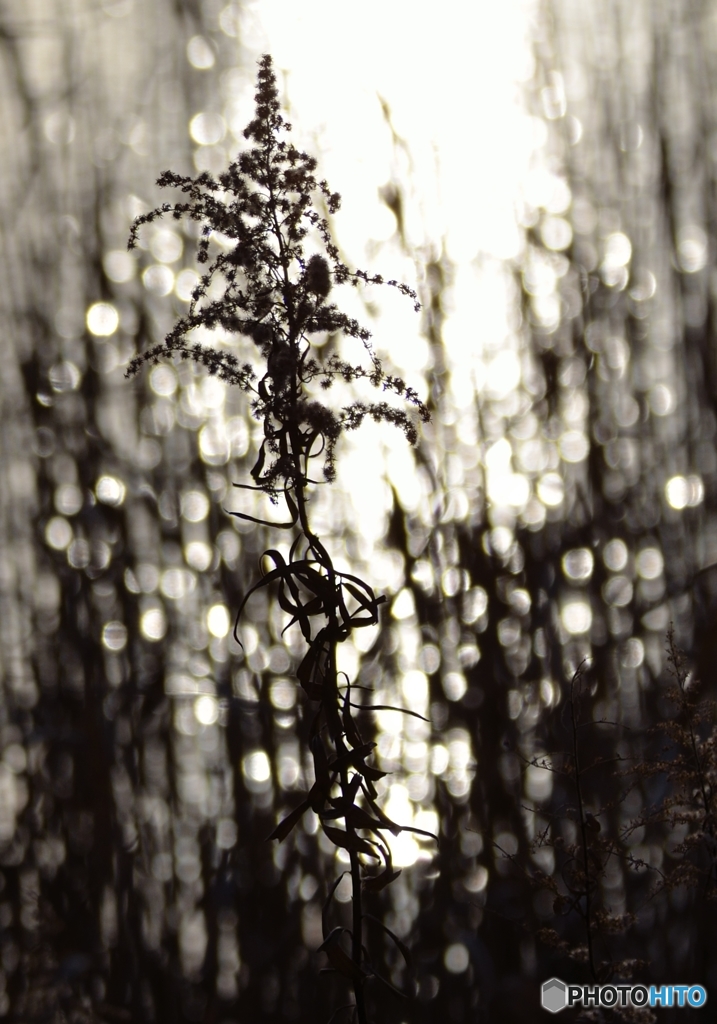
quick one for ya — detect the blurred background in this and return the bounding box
[1,0,716,1020]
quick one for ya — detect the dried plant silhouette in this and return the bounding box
[497,665,651,1019]
[493,635,717,1021]
[623,628,717,902]
[127,54,432,1024]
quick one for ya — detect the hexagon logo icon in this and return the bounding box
[542,977,567,1013]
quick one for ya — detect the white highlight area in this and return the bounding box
[253,0,534,262]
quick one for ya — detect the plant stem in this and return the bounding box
[349,846,368,1024]
[570,670,597,981]
[291,424,368,1022]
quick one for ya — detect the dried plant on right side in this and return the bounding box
[623,626,717,902]
[495,664,656,1021]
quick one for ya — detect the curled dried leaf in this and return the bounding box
[318,928,367,984]
[267,799,310,842]
[322,825,380,859]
